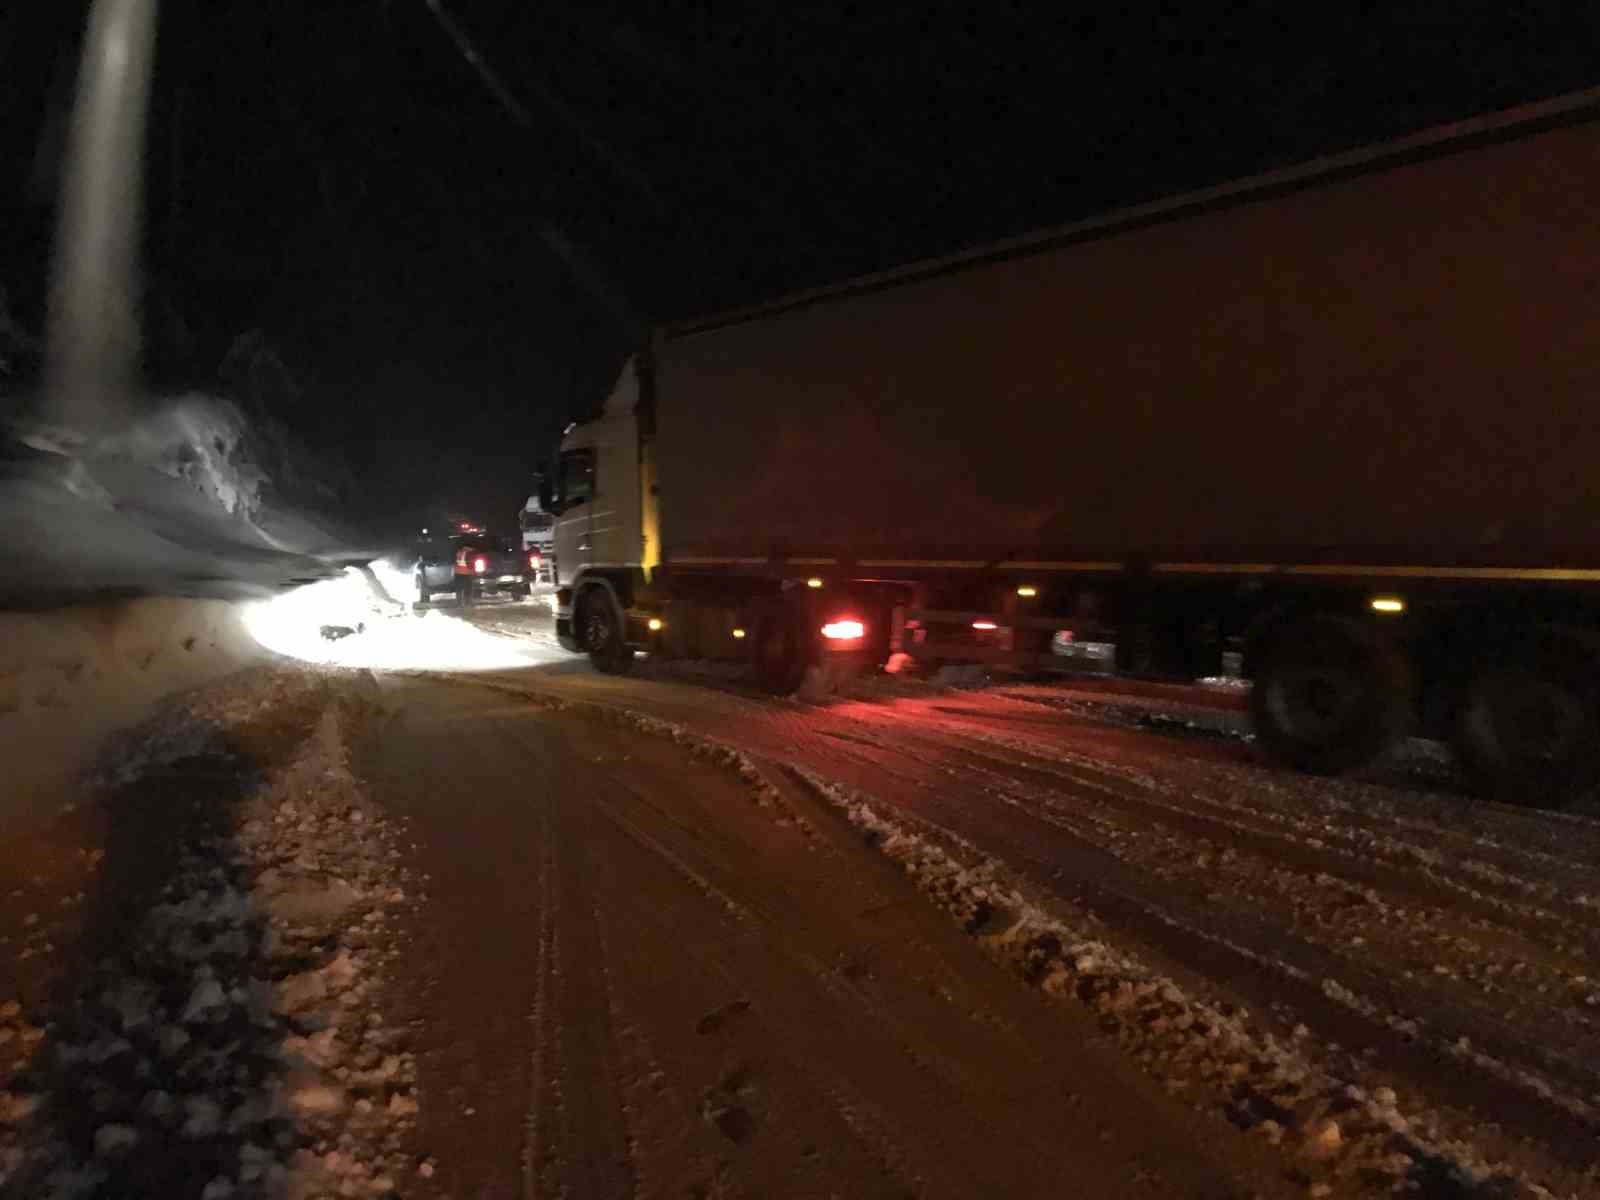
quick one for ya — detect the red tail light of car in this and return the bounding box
[472,555,488,575]
[528,551,542,570]
[820,618,866,641]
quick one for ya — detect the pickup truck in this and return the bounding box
[414,530,533,607]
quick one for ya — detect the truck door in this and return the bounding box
[553,447,595,584]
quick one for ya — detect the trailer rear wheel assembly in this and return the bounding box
[1453,635,1598,807]
[1250,616,1413,774]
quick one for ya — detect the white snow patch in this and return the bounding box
[242,570,565,673]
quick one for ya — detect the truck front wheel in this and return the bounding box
[1250,616,1413,775]
[581,589,635,675]
[1453,635,1598,806]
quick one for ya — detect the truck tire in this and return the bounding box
[581,588,634,675]
[754,600,810,695]
[1250,616,1413,774]
[1453,633,1599,807]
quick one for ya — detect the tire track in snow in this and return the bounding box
[883,700,1600,936]
[865,722,1600,1043]
[521,765,639,1200]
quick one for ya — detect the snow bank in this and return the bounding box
[0,596,263,835]
[0,669,421,1198]
[1,397,358,604]
[240,568,563,673]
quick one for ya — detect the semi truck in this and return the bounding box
[519,488,556,585]
[540,88,1600,805]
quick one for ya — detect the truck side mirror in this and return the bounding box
[539,475,559,514]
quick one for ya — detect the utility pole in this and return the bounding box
[46,0,160,438]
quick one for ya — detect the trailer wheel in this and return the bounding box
[580,589,634,675]
[1453,634,1599,807]
[754,601,810,695]
[1250,616,1413,774]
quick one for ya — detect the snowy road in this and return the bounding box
[396,603,1600,1198]
[5,598,1599,1198]
[359,676,1293,1199]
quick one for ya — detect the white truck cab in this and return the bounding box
[549,358,653,591]
[543,357,664,669]
[518,492,556,583]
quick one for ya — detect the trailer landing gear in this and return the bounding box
[754,600,810,695]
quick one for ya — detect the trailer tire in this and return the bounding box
[1453,633,1599,807]
[754,600,810,695]
[580,587,634,675]
[1250,616,1413,775]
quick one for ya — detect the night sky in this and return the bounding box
[3,2,1598,534]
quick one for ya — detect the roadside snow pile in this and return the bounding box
[0,668,421,1199]
[237,704,421,1199]
[1,595,265,834]
[243,572,555,673]
[95,397,266,520]
[787,766,1574,1200]
[6,393,353,572]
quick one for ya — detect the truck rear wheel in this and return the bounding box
[1453,635,1599,807]
[581,589,634,675]
[1250,616,1413,774]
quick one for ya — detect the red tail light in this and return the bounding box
[472,555,488,575]
[971,620,998,631]
[821,618,866,641]
[528,551,542,569]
